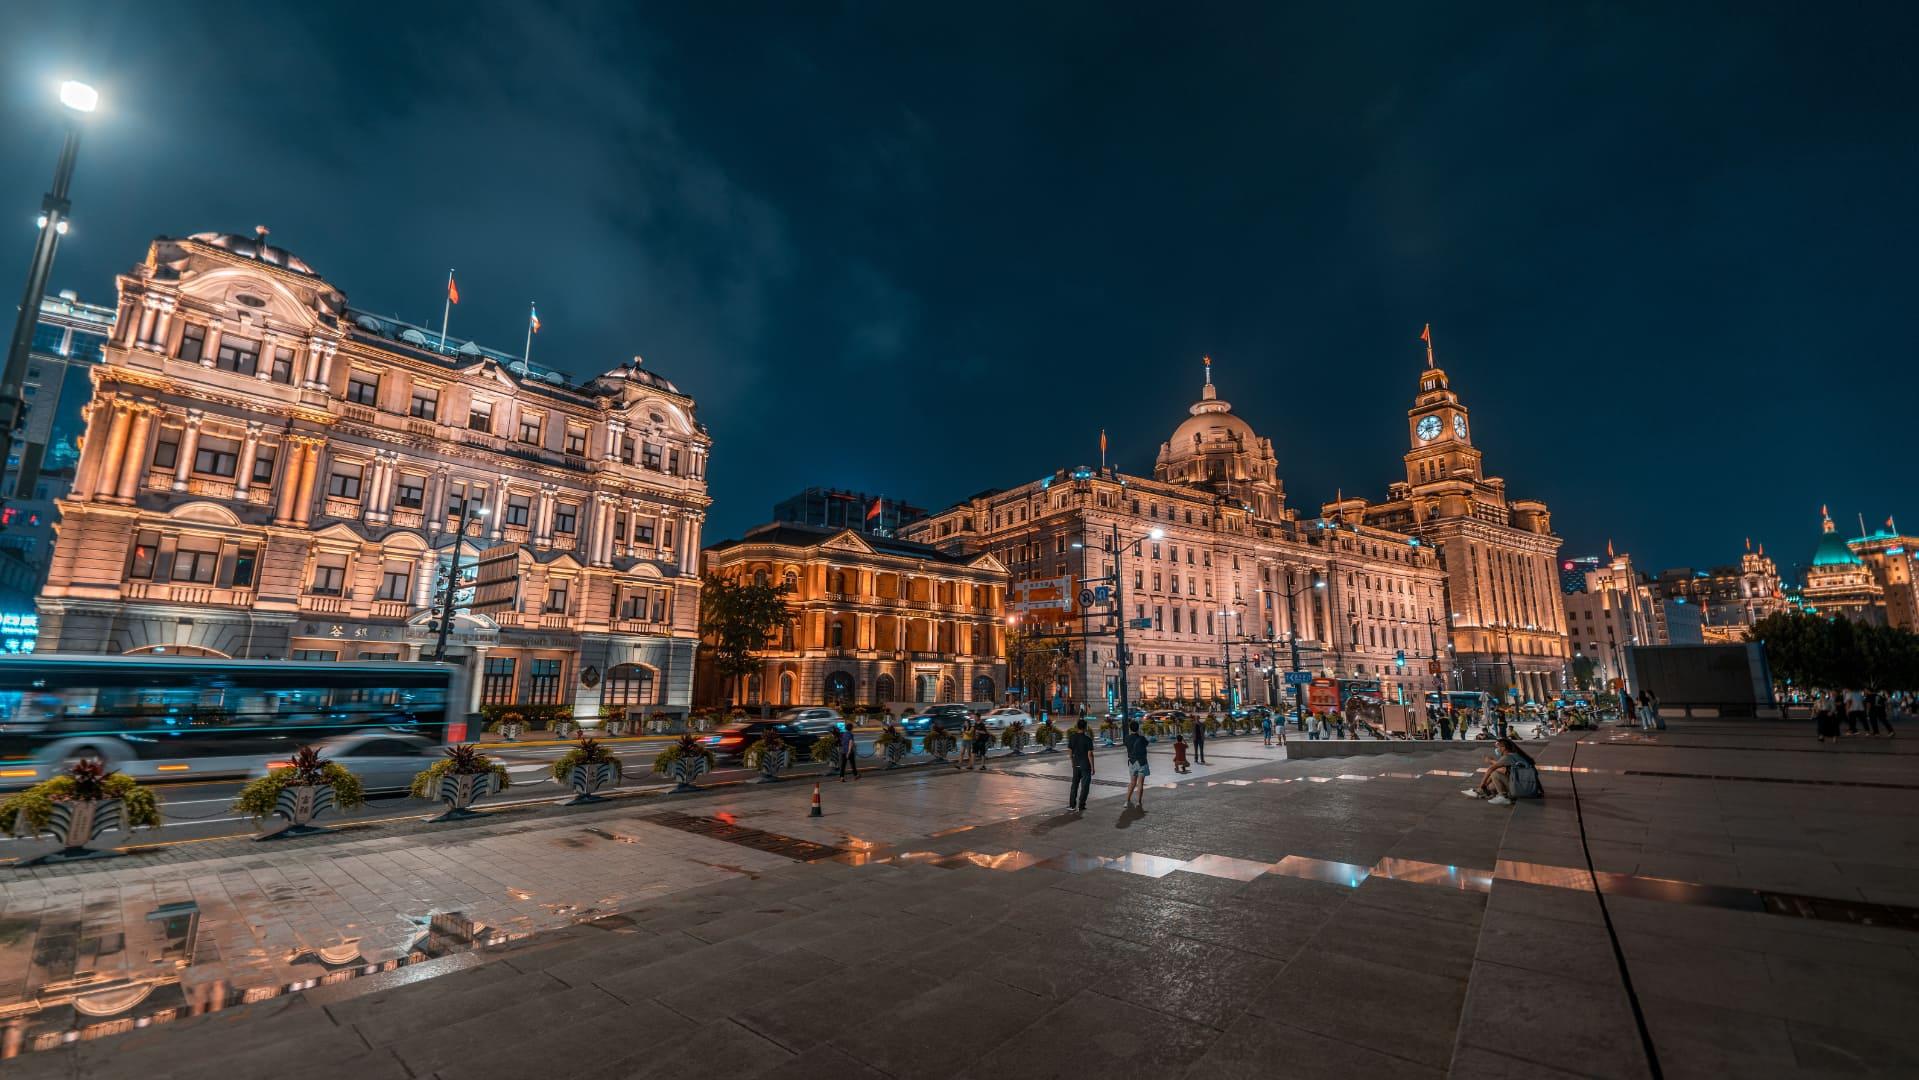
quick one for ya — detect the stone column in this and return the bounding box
[487,475,507,539]
[114,407,156,502]
[69,400,115,501]
[235,423,263,498]
[90,401,134,503]
[201,322,223,368]
[604,420,625,461]
[291,440,321,527]
[134,300,159,349]
[172,410,204,491]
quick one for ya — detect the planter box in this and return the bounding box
[14,797,128,864]
[428,772,496,822]
[755,748,790,783]
[257,783,336,840]
[567,761,621,804]
[668,754,711,791]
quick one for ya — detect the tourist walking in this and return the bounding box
[1816,694,1841,743]
[1437,707,1455,742]
[1067,718,1094,811]
[835,722,860,782]
[1124,720,1150,808]
[1845,688,1867,735]
[957,717,975,769]
[1191,714,1207,764]
[1261,713,1275,746]
[1866,690,1893,737]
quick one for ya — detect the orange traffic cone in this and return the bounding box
[809,782,823,818]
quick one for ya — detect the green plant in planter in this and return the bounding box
[872,725,910,752]
[1032,719,1061,749]
[233,745,366,819]
[998,721,1028,750]
[551,737,623,781]
[0,758,162,836]
[653,733,717,775]
[410,743,511,798]
[810,733,840,763]
[742,729,788,770]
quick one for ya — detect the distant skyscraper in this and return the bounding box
[0,289,114,586]
[1847,515,1917,630]
[1560,555,1601,594]
[772,487,924,536]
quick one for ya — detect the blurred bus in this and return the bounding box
[0,655,467,789]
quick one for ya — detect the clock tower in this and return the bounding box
[1403,365,1483,488]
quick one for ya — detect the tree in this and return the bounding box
[1749,611,1919,693]
[1007,624,1076,713]
[1570,653,1597,691]
[699,574,793,712]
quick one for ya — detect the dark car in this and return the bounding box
[898,703,972,733]
[700,720,824,764]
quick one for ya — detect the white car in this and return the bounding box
[246,732,441,794]
[773,707,844,735]
[977,707,1033,730]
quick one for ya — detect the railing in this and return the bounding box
[147,472,175,493]
[540,613,574,630]
[405,417,439,437]
[185,476,237,500]
[460,429,505,451]
[121,581,254,607]
[391,508,424,529]
[501,525,531,545]
[611,619,671,636]
[322,497,363,520]
[244,486,274,507]
[300,594,348,614]
[371,600,409,620]
[339,402,378,423]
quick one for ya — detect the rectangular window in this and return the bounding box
[376,562,412,601]
[505,494,531,527]
[619,435,635,464]
[177,324,206,363]
[447,480,485,520]
[231,547,258,589]
[292,650,339,662]
[409,386,439,420]
[666,448,680,474]
[216,336,259,373]
[309,555,348,596]
[173,541,219,584]
[564,425,586,455]
[518,413,543,445]
[553,503,578,534]
[652,590,668,622]
[395,474,424,509]
[635,519,655,545]
[326,463,363,500]
[126,530,161,580]
[527,659,562,705]
[546,580,570,612]
[662,522,675,549]
[481,656,517,705]
[153,429,180,471]
[468,400,493,432]
[252,444,276,485]
[345,371,380,406]
[270,347,296,384]
[192,436,240,478]
[214,337,257,376]
[641,441,663,470]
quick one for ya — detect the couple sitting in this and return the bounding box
[1461,737,1542,806]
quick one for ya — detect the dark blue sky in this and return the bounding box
[3,2,1911,578]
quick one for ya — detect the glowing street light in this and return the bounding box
[58,80,99,113]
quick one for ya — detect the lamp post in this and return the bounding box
[1103,522,1162,728]
[1,80,97,500]
[432,498,489,662]
[1275,569,1328,726]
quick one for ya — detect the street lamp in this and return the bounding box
[1,79,98,500]
[432,500,490,662]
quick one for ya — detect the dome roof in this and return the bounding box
[1168,407,1257,451]
[186,230,318,276]
[1811,508,1862,567]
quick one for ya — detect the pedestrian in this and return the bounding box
[1437,707,1454,742]
[1815,694,1841,744]
[836,722,860,782]
[1172,732,1190,773]
[1191,713,1207,765]
[957,716,975,769]
[1124,720,1150,808]
[1261,713,1275,747]
[1867,690,1894,737]
[972,716,993,768]
[1844,688,1866,735]
[1066,717,1095,811]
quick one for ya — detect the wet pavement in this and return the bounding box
[4,719,1918,1076]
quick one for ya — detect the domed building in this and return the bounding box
[1801,507,1885,625]
[1153,357,1286,520]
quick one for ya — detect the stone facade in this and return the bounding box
[904,364,1449,710]
[1646,541,1787,635]
[1847,517,1917,631]
[699,523,1007,709]
[1355,362,1571,703]
[36,232,710,721]
[1802,508,1885,625]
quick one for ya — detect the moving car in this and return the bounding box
[772,707,842,735]
[977,706,1032,730]
[701,720,827,764]
[247,732,441,794]
[898,703,972,733]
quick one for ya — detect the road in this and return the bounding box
[0,732,910,849]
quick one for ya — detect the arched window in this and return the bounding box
[972,674,994,702]
[604,663,656,707]
[779,672,795,706]
[829,620,845,649]
[746,673,762,705]
[782,569,798,592]
[752,569,768,587]
[873,673,896,705]
[941,676,956,703]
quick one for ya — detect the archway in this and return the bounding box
[604,663,656,708]
[971,675,994,702]
[779,671,795,706]
[824,670,855,706]
[873,673,895,705]
[941,676,956,703]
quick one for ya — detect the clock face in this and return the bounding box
[1416,415,1441,441]
[1453,415,1468,439]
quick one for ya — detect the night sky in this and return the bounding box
[3,2,1912,580]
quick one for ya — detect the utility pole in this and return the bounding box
[433,497,486,662]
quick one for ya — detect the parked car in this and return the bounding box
[248,732,440,794]
[898,703,972,733]
[977,706,1033,730]
[701,720,826,764]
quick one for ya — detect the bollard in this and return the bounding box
[809,782,823,817]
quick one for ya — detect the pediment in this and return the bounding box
[819,530,876,556]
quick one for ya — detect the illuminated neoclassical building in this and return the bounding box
[36,231,711,720]
[699,522,1007,708]
[1802,507,1885,625]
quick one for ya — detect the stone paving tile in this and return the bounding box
[1256,948,1467,1068]
[959,989,1220,1079]
[1453,957,1649,1079]
[829,969,1048,1078]
[732,959,943,1053]
[1183,1012,1443,1078]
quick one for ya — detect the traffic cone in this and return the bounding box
[809,782,823,817]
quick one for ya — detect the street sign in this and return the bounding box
[470,543,522,612]
[1078,586,1112,607]
[1127,617,1154,630]
[1283,671,1314,686]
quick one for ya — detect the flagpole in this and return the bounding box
[440,269,454,353]
[524,301,535,363]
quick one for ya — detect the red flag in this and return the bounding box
[1419,323,1431,344]
[866,497,882,521]
[447,272,460,305]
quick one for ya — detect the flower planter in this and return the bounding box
[669,754,710,792]
[1005,733,1029,756]
[497,721,525,742]
[428,772,496,822]
[924,734,956,763]
[566,761,622,804]
[257,783,336,840]
[601,719,626,737]
[32,798,125,863]
[754,748,790,783]
[882,739,910,769]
